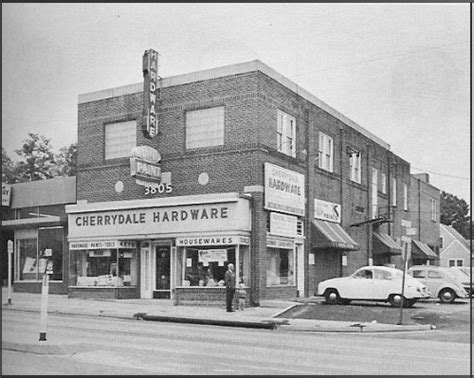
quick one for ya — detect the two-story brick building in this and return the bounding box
[66,53,418,305]
[407,173,440,265]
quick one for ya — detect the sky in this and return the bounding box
[2,3,471,204]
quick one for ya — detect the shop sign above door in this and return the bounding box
[142,49,159,139]
[314,198,341,223]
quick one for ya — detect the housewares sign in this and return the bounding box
[68,200,251,239]
[264,163,305,216]
[314,198,341,223]
[142,49,159,139]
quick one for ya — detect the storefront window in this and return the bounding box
[183,247,235,287]
[266,248,295,286]
[71,248,138,287]
[17,239,38,281]
[38,227,63,281]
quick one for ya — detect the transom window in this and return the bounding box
[318,132,333,172]
[105,121,136,160]
[186,107,224,149]
[277,110,296,157]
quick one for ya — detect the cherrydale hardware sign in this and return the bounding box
[264,162,305,216]
[68,199,251,239]
[142,49,159,139]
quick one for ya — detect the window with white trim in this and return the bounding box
[105,121,136,160]
[391,178,397,206]
[381,172,387,194]
[448,259,464,267]
[371,168,378,218]
[186,106,224,149]
[318,133,333,172]
[277,110,296,157]
[403,183,408,211]
[349,151,361,183]
[431,198,437,221]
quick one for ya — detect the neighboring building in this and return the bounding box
[1,177,76,294]
[407,173,440,266]
[439,224,471,268]
[67,54,414,304]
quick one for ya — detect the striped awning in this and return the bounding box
[373,232,402,255]
[312,220,360,251]
[412,239,438,260]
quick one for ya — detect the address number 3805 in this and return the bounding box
[144,183,173,195]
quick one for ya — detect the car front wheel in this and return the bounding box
[324,289,340,305]
[388,294,406,307]
[438,288,456,304]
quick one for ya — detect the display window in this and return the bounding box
[16,227,64,281]
[266,247,295,286]
[183,247,235,287]
[71,248,138,287]
[179,244,250,287]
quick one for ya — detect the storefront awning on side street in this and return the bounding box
[373,232,402,255]
[411,239,438,260]
[312,219,360,251]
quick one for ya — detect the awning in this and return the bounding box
[411,239,438,260]
[312,220,360,251]
[373,232,402,255]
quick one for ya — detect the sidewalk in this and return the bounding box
[2,288,434,354]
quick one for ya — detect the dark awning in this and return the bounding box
[312,220,360,251]
[412,239,438,260]
[373,232,402,255]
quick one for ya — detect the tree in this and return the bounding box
[2,148,17,184]
[440,191,470,239]
[14,133,56,182]
[54,143,77,177]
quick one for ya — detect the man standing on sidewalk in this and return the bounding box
[224,263,236,312]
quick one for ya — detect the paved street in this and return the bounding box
[2,310,471,375]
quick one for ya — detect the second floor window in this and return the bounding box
[431,198,437,221]
[277,110,296,157]
[381,172,387,194]
[371,168,378,218]
[186,106,224,149]
[349,151,361,183]
[105,121,136,160]
[403,183,408,211]
[391,178,397,206]
[318,132,333,172]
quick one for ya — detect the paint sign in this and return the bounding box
[142,49,159,139]
[314,198,341,223]
[264,163,305,216]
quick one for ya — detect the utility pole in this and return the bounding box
[7,240,13,305]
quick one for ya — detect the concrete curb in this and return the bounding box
[135,313,277,329]
[2,341,94,355]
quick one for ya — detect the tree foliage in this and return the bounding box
[440,190,470,239]
[2,133,77,184]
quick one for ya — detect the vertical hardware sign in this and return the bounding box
[142,49,159,139]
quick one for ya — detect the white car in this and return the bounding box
[316,266,430,307]
[408,265,469,303]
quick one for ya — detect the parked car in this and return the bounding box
[448,267,472,296]
[407,265,469,303]
[316,266,430,308]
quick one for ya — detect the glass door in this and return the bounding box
[154,245,171,299]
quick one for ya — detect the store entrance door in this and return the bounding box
[154,244,171,299]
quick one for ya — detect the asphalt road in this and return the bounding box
[2,310,471,375]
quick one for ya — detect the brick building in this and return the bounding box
[66,54,420,304]
[407,173,440,265]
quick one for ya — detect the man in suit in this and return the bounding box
[224,263,236,312]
